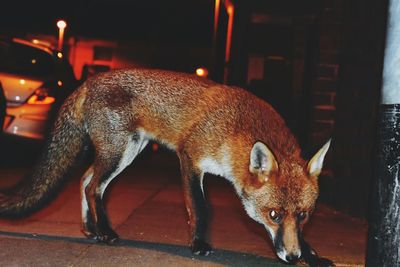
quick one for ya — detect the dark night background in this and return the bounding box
[0,0,214,45]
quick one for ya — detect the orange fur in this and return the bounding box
[0,68,331,264]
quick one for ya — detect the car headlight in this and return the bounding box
[27,88,55,105]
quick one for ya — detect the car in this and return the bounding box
[0,37,77,139]
[0,82,5,133]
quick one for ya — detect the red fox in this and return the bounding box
[0,69,332,266]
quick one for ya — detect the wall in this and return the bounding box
[324,0,387,216]
[309,0,342,147]
[68,38,212,81]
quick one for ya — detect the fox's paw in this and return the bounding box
[301,255,335,267]
[89,230,119,245]
[96,233,120,245]
[191,239,213,256]
[316,257,335,267]
[81,226,97,239]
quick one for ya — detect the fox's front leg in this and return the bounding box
[179,152,212,256]
[301,239,335,267]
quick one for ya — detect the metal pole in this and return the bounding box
[57,20,67,52]
[366,0,400,266]
[58,27,64,51]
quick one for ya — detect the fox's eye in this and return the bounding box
[298,211,307,221]
[269,210,282,223]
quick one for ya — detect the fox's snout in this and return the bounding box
[274,235,302,263]
[270,217,303,264]
[277,248,302,263]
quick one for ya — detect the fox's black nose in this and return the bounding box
[285,253,301,263]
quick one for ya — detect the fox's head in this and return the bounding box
[240,140,331,263]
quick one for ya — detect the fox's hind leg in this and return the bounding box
[81,166,96,238]
[82,131,148,243]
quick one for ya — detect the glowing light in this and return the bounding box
[152,143,159,152]
[19,79,26,85]
[57,80,63,87]
[27,95,55,105]
[57,20,67,29]
[32,39,39,44]
[31,59,37,64]
[57,52,63,58]
[15,96,20,101]
[214,0,221,41]
[196,68,209,78]
[225,4,235,63]
[27,88,55,105]
[57,20,67,51]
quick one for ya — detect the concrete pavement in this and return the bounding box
[0,148,367,266]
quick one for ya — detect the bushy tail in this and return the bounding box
[0,89,87,217]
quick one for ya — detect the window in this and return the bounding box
[93,46,113,61]
[0,42,54,77]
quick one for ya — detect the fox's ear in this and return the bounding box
[307,139,331,177]
[249,142,278,179]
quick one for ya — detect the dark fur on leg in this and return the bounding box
[85,158,120,245]
[188,173,212,255]
[93,195,119,244]
[191,238,213,256]
[301,239,335,267]
[81,208,97,239]
[179,152,213,256]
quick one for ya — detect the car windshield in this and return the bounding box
[0,41,54,78]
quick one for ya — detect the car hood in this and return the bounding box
[0,72,45,104]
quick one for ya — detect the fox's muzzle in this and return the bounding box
[277,249,302,263]
[273,222,302,263]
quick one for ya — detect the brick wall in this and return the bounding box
[328,0,386,216]
[309,0,343,146]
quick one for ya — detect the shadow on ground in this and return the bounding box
[0,231,286,267]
